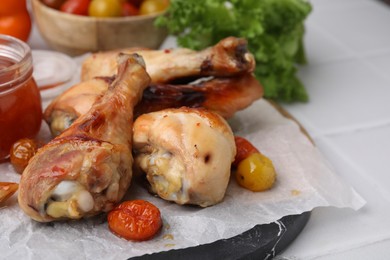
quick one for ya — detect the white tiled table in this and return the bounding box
[278,0,390,259]
[28,0,390,259]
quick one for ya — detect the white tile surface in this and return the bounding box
[309,0,390,54]
[326,125,390,199]
[309,0,374,9]
[280,136,390,258]
[284,58,390,134]
[302,23,355,65]
[279,0,390,259]
[314,239,390,260]
[365,51,390,81]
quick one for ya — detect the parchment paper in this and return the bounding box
[0,53,365,258]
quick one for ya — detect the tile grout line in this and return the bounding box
[354,53,390,84]
[356,48,390,59]
[304,22,357,66]
[306,3,390,67]
[281,107,390,141]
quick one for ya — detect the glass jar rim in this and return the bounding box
[0,34,33,89]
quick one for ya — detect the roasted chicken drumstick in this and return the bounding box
[44,74,263,136]
[18,54,150,222]
[81,37,255,82]
[133,107,236,207]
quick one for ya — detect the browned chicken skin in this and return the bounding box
[81,37,255,83]
[136,74,263,119]
[18,54,150,222]
[44,74,263,136]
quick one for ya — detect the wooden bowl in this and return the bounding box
[31,0,168,56]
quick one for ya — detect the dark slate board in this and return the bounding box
[130,211,310,260]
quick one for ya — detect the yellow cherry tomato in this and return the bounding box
[139,0,169,15]
[88,0,122,17]
[236,153,276,192]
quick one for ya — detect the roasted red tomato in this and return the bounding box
[108,200,162,241]
[233,136,260,167]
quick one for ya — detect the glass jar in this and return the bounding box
[0,34,42,160]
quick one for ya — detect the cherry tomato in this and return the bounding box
[10,138,39,174]
[127,0,143,8]
[236,153,276,192]
[139,0,169,15]
[88,0,122,17]
[233,136,260,167]
[42,0,66,9]
[121,2,139,16]
[118,0,143,7]
[0,0,31,42]
[60,0,90,15]
[108,200,162,241]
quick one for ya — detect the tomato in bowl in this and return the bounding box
[31,0,169,56]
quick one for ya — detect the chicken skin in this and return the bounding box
[44,73,263,136]
[81,37,255,83]
[18,54,150,222]
[133,107,236,207]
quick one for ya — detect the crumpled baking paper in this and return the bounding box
[0,65,365,259]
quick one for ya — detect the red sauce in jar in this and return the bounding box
[0,36,42,160]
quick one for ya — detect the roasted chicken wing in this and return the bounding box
[81,37,255,83]
[44,74,263,136]
[136,74,263,119]
[18,54,150,222]
[133,107,236,207]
